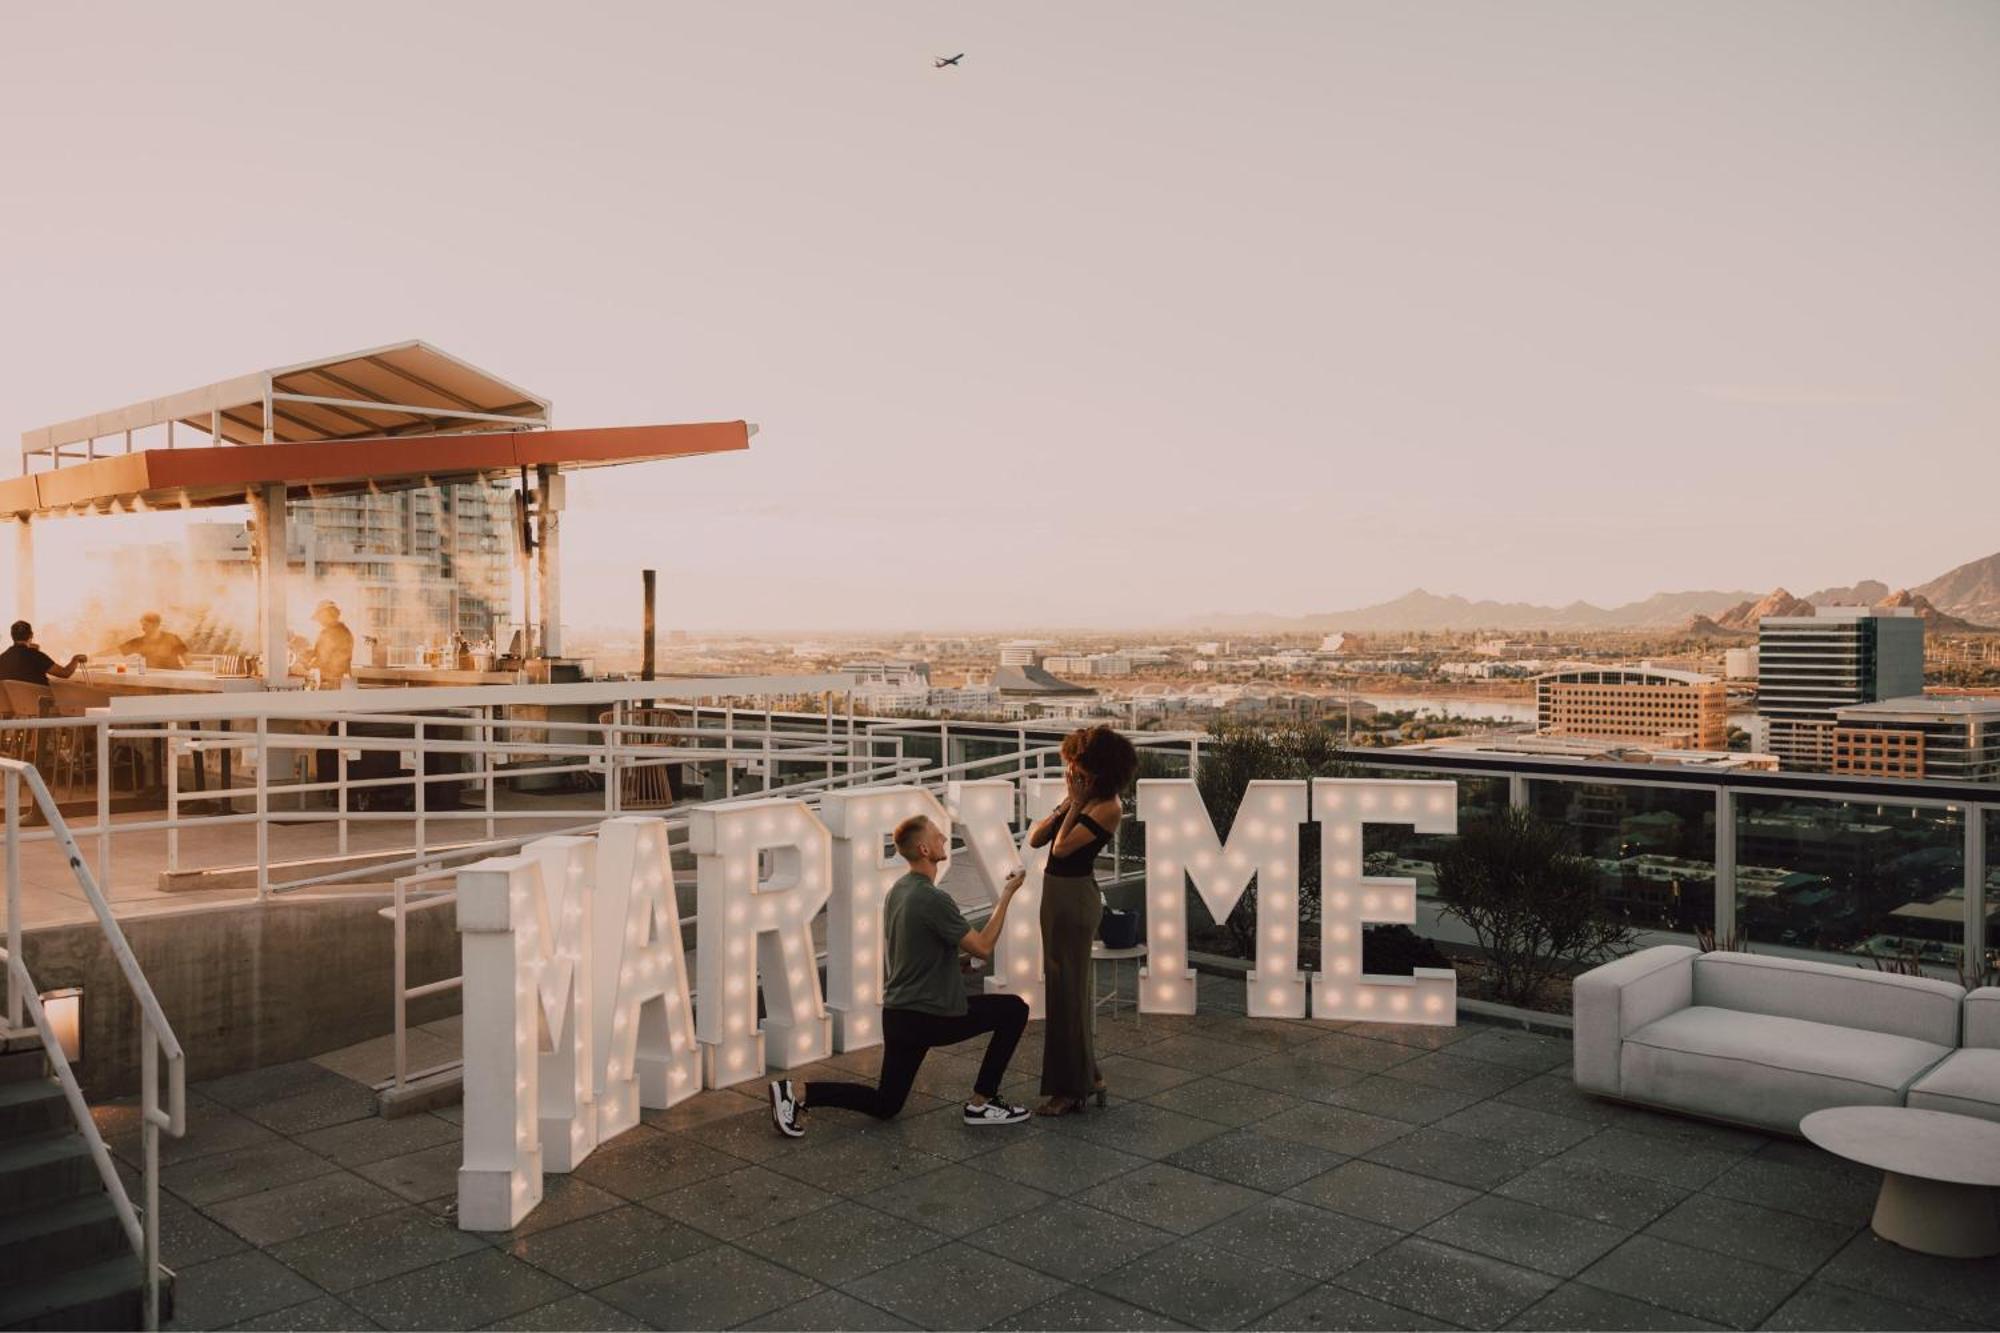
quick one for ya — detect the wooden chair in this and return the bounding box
[601,706,677,810]
[48,679,146,794]
[2,681,56,771]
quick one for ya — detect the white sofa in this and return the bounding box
[1573,946,1995,1135]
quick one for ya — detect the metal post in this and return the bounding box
[1508,773,1528,809]
[96,721,110,887]
[251,483,290,689]
[255,718,269,898]
[1715,787,1737,944]
[763,707,774,795]
[393,876,408,1093]
[723,706,735,798]
[336,718,349,857]
[536,466,562,659]
[164,723,178,872]
[4,771,18,1031]
[141,1034,160,1331]
[414,721,427,862]
[1965,804,1988,971]
[13,517,33,622]
[604,703,619,815]
[483,706,496,841]
[641,569,656,684]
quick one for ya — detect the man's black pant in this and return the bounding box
[804,994,1028,1120]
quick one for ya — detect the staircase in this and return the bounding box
[0,1044,169,1330]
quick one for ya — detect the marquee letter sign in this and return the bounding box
[457,852,550,1232]
[1137,780,1308,1017]
[1312,778,1458,1024]
[592,816,701,1141]
[947,777,1064,1018]
[820,786,953,1050]
[690,797,834,1085]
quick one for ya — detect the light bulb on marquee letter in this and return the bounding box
[1311,778,1458,1026]
[947,777,1062,1018]
[454,853,548,1232]
[820,786,952,1051]
[520,836,598,1172]
[1137,779,1308,1017]
[591,817,701,1141]
[692,798,834,1085]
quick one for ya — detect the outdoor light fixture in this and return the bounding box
[41,988,82,1063]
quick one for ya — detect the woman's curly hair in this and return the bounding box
[1060,724,1139,800]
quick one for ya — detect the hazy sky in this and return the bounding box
[4,2,1997,632]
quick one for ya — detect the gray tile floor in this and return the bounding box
[95,975,2000,1331]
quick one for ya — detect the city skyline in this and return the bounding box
[5,2,1998,633]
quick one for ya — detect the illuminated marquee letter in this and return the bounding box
[821,786,953,1051]
[521,835,598,1172]
[948,778,1063,1018]
[1138,779,1308,1017]
[1313,778,1458,1025]
[455,853,548,1231]
[592,817,701,1141]
[691,798,834,1085]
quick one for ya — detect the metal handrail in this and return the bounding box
[2,760,183,1332]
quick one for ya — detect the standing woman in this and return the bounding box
[1030,724,1139,1116]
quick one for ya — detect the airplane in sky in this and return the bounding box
[933,53,964,68]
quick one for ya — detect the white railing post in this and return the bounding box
[414,721,427,862]
[1714,786,1737,944]
[96,718,111,888]
[337,717,349,857]
[393,875,408,1093]
[723,705,735,797]
[4,770,17,1031]
[604,704,619,816]
[1966,804,1987,973]
[164,722,179,872]
[255,717,270,899]
[483,706,496,841]
[141,1032,160,1331]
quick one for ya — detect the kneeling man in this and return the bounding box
[772,814,1031,1133]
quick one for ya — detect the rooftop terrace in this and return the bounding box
[97,974,2000,1333]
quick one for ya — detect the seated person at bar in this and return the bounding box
[0,621,85,687]
[117,612,189,670]
[295,600,354,687]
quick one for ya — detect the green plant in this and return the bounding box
[1435,807,1637,1008]
[1694,923,1750,953]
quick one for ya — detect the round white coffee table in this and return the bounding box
[1800,1107,2000,1258]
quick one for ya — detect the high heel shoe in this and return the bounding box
[1093,1083,1108,1108]
[1034,1096,1084,1117]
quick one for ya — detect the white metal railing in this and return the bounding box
[2,760,184,1332]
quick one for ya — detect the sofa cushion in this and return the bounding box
[1966,988,2000,1049]
[1621,1005,1952,1135]
[1692,952,1962,1047]
[1907,1049,2000,1124]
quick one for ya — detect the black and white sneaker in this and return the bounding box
[962,1099,1030,1126]
[770,1079,805,1138]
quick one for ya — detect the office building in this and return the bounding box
[1757,607,1924,771]
[1535,667,1728,750]
[1831,696,2000,783]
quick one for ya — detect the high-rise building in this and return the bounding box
[1831,696,2000,783]
[1757,607,1924,771]
[1535,667,1728,750]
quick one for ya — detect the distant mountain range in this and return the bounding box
[1183,550,2000,633]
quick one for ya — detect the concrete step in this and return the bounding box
[0,1133,96,1213]
[0,1253,168,1331]
[0,1194,129,1284]
[0,1079,67,1138]
[0,1051,48,1085]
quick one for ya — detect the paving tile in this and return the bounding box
[993,1286,1195,1330]
[267,1205,488,1293]
[1144,1077,1297,1127]
[844,1102,1013,1162]
[168,1248,328,1329]
[1061,1100,1228,1159]
[1094,1053,1203,1099]
[1434,1099,1603,1155]
[237,1080,382,1137]
[112,1097,279,1169]
[1760,1280,1982,1331]
[1644,1193,1856,1275]
[845,1240,1066,1329]
[159,1194,251,1268]
[1814,1230,2000,1326]
[1254,1102,1413,1156]
[197,1060,356,1110]
[483,1294,648,1331]
[1494,1159,1689,1230]
[221,1294,380,1330]
[1422,1194,1626,1278]
[1287,1159,1479,1232]
[1247,1285,1456,1330]
[762,1126,951,1195]
[1093,1237,1317,1328]
[1363,1125,1544,1189]
[1128,1033,1265,1073]
[1338,1021,1475,1052]
[1380,1049,1539,1097]
[1605,1106,1770,1156]
[1498,1073,1658,1128]
[643,1162,835,1240]
[504,1203,713,1287]
[737,1289,919,1331]
[1505,1283,1727,1330]
[1326,1074,1488,1124]
[967,1198,1176,1284]
[1074,1161,1264,1236]
[1575,1234,1802,1329]
[597,1245,822,1330]
[205,1169,403,1247]
[975,1133,1149,1196]
[1294,1032,1425,1074]
[163,1139,341,1206]
[1552,1127,1742,1191]
[1705,1152,1881,1227]
[1446,1028,1572,1072]
[1201,1015,1340,1051]
[344,1248,571,1331]
[354,1143,461,1204]
[1197,1196,1400,1280]
[677,1105,836,1164]
[568,1126,742,1200]
[738,1197,945,1283]
[1214,1049,1374,1101]
[1334,1236,1560,1328]
[295,1112,460,1168]
[484,1174,625,1239]
[858,1161,1051,1237]
[1165,1126,1347,1193]
[640,1086,765,1134]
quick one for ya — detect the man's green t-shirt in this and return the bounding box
[882,871,971,1017]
